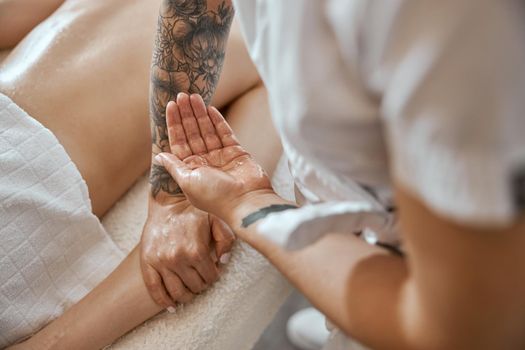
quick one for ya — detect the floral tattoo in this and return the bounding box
[149,0,234,198]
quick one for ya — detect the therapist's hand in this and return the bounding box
[155,93,274,221]
[140,199,234,309]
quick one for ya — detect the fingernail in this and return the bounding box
[177,92,185,100]
[154,153,164,163]
[167,306,176,313]
[220,253,231,264]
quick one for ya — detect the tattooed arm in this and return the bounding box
[141,0,235,309]
[149,0,234,198]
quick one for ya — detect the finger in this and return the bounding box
[207,106,240,147]
[210,215,235,263]
[141,263,175,308]
[177,93,207,155]
[190,94,222,152]
[161,269,195,304]
[173,266,207,294]
[195,255,220,285]
[166,100,192,159]
[177,289,194,304]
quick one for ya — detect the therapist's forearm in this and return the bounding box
[224,192,411,349]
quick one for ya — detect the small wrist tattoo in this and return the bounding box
[241,204,298,228]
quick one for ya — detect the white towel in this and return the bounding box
[0,93,124,347]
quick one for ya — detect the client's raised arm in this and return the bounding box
[142,0,235,310]
[150,0,234,178]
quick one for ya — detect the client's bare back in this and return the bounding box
[0,0,160,216]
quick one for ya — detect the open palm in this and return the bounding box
[158,93,273,217]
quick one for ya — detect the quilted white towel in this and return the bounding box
[0,93,124,347]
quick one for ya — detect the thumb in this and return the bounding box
[210,215,235,264]
[154,153,191,185]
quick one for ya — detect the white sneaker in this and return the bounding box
[286,307,330,350]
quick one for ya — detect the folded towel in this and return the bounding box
[0,93,124,347]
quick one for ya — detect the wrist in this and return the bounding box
[225,190,294,231]
[149,158,185,205]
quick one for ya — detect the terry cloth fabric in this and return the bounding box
[0,93,124,347]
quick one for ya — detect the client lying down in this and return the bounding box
[0,0,282,348]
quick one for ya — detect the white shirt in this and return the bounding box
[234,0,525,227]
[232,0,525,348]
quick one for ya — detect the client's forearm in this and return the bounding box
[13,247,163,350]
[149,0,234,200]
